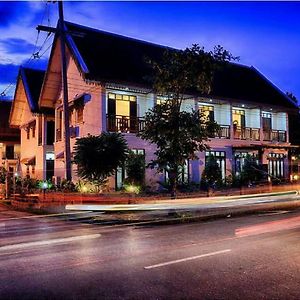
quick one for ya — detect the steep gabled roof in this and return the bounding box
[20,67,45,113]
[63,21,297,110]
[10,67,51,127]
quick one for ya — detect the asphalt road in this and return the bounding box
[1,204,300,299]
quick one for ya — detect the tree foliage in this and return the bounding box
[124,151,146,186]
[240,154,265,185]
[139,44,237,197]
[73,132,128,191]
[201,154,222,188]
[0,167,6,184]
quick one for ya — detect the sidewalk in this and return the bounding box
[64,190,300,225]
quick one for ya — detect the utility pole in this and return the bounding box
[58,1,72,181]
[37,1,72,181]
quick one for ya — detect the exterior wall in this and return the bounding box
[49,53,294,187]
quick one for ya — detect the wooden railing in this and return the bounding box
[233,126,260,141]
[214,125,230,139]
[263,130,287,142]
[107,115,145,133]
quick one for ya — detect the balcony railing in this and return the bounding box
[263,130,287,142]
[214,125,230,139]
[107,115,145,133]
[1,152,19,160]
[233,126,260,141]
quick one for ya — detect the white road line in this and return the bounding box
[144,249,231,269]
[0,234,101,251]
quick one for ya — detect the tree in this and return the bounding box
[240,154,265,186]
[0,167,6,184]
[124,151,145,186]
[73,132,128,192]
[201,154,222,189]
[286,92,298,104]
[139,44,237,197]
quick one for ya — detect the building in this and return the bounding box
[21,21,300,188]
[10,67,55,180]
[0,100,20,174]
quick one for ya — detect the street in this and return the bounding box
[1,204,300,299]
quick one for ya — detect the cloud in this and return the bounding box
[0,38,36,55]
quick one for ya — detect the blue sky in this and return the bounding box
[0,1,300,101]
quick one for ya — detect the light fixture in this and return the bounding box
[209,99,212,102]
[241,104,245,108]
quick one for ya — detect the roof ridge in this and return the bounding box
[250,66,298,109]
[64,20,174,51]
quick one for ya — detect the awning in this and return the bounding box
[56,151,64,159]
[56,152,74,160]
[21,156,36,165]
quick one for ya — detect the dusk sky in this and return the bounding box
[0,1,299,101]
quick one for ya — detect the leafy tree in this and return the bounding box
[240,154,265,186]
[0,167,6,184]
[139,44,237,197]
[286,92,298,104]
[201,154,222,189]
[124,151,145,186]
[73,132,128,192]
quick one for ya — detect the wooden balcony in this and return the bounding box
[263,130,287,142]
[214,125,230,139]
[233,126,260,141]
[107,115,145,133]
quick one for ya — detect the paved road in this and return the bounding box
[1,204,300,299]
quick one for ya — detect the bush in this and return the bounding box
[58,180,77,193]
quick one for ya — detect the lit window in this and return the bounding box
[199,104,214,122]
[205,151,226,179]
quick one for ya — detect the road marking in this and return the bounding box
[0,234,101,252]
[144,249,231,269]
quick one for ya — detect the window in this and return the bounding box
[232,109,245,127]
[199,105,214,122]
[131,149,145,155]
[268,153,285,178]
[26,127,30,140]
[262,112,272,131]
[157,97,167,105]
[115,148,145,190]
[5,145,14,159]
[56,109,63,142]
[46,121,55,145]
[107,93,137,132]
[205,151,226,179]
[164,160,189,184]
[38,116,43,145]
[32,125,36,138]
[234,152,259,175]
